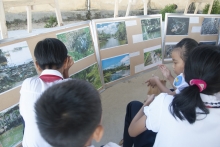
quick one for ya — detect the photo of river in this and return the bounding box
[96,21,128,50]
[144,48,162,66]
[141,18,161,41]
[0,104,23,147]
[102,53,130,83]
[57,27,94,62]
[70,63,102,89]
[0,41,37,94]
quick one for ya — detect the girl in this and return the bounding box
[146,38,198,95]
[129,45,220,147]
[122,38,198,147]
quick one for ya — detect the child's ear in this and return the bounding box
[92,125,104,143]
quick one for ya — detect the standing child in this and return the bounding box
[146,38,198,95]
[19,38,73,147]
[129,45,220,147]
[122,38,198,147]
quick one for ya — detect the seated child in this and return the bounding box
[19,38,73,147]
[147,38,198,95]
[35,79,120,147]
[129,45,220,147]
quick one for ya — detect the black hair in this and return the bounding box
[35,79,102,147]
[173,38,198,63]
[34,38,68,70]
[170,45,220,124]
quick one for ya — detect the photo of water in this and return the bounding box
[141,18,161,41]
[0,41,37,94]
[57,27,94,62]
[97,21,128,50]
[102,54,130,83]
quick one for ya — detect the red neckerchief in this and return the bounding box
[39,74,63,82]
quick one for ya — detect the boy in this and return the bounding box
[19,38,73,147]
[35,79,120,147]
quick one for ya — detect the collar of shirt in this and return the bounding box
[200,93,220,108]
[40,69,63,82]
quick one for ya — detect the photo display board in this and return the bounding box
[0,21,102,112]
[163,13,220,62]
[92,15,163,86]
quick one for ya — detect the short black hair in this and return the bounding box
[34,38,68,70]
[35,79,102,147]
[170,45,220,124]
[173,38,198,63]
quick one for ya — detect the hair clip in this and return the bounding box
[189,79,207,92]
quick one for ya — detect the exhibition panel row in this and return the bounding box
[0,13,220,147]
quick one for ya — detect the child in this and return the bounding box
[35,79,120,147]
[122,38,198,147]
[146,38,198,95]
[129,45,220,147]
[19,38,73,147]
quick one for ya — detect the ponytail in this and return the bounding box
[170,85,209,124]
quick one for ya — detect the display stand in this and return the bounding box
[184,0,214,14]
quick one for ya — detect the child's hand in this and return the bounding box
[158,64,172,79]
[65,56,74,70]
[146,75,159,87]
[144,94,155,106]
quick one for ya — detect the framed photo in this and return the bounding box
[199,41,217,46]
[201,18,220,35]
[163,43,177,61]
[166,17,190,35]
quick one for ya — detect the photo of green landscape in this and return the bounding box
[0,104,23,147]
[141,18,161,40]
[102,54,130,83]
[57,27,94,62]
[70,63,102,89]
[97,21,128,50]
[144,48,162,66]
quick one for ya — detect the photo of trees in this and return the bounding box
[0,104,23,147]
[96,21,128,50]
[164,44,176,59]
[70,63,102,89]
[0,42,37,94]
[141,18,161,40]
[102,54,130,83]
[167,17,189,35]
[144,48,162,66]
[201,18,220,35]
[57,27,94,62]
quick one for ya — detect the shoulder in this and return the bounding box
[20,75,40,92]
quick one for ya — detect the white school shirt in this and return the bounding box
[88,142,120,147]
[173,73,188,94]
[144,93,220,147]
[19,69,69,147]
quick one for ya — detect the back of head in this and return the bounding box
[34,38,68,70]
[173,38,198,63]
[170,45,220,124]
[35,79,102,147]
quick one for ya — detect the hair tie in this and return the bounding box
[189,79,207,92]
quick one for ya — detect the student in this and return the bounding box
[122,38,198,147]
[19,38,73,147]
[35,79,120,147]
[146,38,198,95]
[129,45,220,147]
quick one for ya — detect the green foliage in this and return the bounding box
[160,4,177,21]
[44,16,58,28]
[203,0,220,14]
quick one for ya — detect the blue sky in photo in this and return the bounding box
[102,54,130,70]
[97,22,121,35]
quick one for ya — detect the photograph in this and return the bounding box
[201,18,220,35]
[0,104,23,147]
[96,21,128,50]
[166,17,190,35]
[144,48,162,66]
[218,24,220,46]
[199,41,217,46]
[57,27,94,62]
[102,54,130,83]
[164,44,176,59]
[70,63,102,89]
[0,41,37,95]
[141,18,161,41]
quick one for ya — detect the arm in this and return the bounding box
[63,56,74,79]
[128,95,155,137]
[146,76,176,95]
[158,64,175,88]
